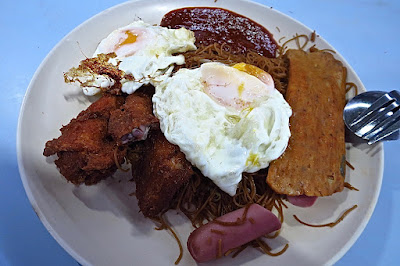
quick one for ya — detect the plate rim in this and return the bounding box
[16,0,384,265]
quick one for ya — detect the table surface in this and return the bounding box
[1,0,399,265]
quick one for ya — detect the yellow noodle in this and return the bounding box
[153,215,184,265]
[293,205,358,228]
[113,146,129,172]
[344,182,359,191]
[180,43,289,95]
[129,40,358,263]
[346,82,359,95]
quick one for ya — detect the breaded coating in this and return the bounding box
[267,50,346,196]
[77,94,125,120]
[108,92,158,145]
[43,118,108,156]
[132,129,193,218]
[43,95,126,185]
[55,146,124,185]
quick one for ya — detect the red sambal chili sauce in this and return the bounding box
[160,7,278,58]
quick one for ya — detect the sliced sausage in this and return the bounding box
[287,195,318,207]
[187,203,281,263]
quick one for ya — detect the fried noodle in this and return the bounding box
[171,169,287,258]
[132,40,358,262]
[180,43,289,95]
[293,205,358,228]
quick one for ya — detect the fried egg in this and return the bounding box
[153,62,292,196]
[76,20,196,95]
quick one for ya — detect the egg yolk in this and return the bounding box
[246,152,261,167]
[238,82,245,97]
[201,63,275,111]
[233,63,264,77]
[118,30,138,49]
[232,63,274,87]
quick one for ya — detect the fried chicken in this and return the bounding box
[54,146,124,185]
[108,88,158,145]
[77,94,125,120]
[45,85,192,215]
[130,129,193,218]
[43,95,126,185]
[43,118,108,156]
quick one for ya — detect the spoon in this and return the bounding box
[344,91,399,143]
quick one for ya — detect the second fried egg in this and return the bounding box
[74,20,196,96]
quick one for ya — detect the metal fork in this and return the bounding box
[348,90,400,144]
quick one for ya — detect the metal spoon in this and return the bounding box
[344,91,399,143]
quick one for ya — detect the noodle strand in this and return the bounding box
[293,205,358,228]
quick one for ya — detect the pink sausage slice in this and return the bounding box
[187,203,281,263]
[287,195,318,207]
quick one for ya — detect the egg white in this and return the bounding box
[153,62,292,196]
[75,20,196,96]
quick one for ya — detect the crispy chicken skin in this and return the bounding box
[77,94,125,120]
[267,50,346,196]
[108,91,158,145]
[43,95,126,185]
[131,129,193,218]
[55,147,124,185]
[43,118,109,156]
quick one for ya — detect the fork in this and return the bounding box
[349,90,400,144]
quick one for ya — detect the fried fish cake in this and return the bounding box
[267,50,346,196]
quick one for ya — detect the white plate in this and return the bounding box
[17,0,383,265]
